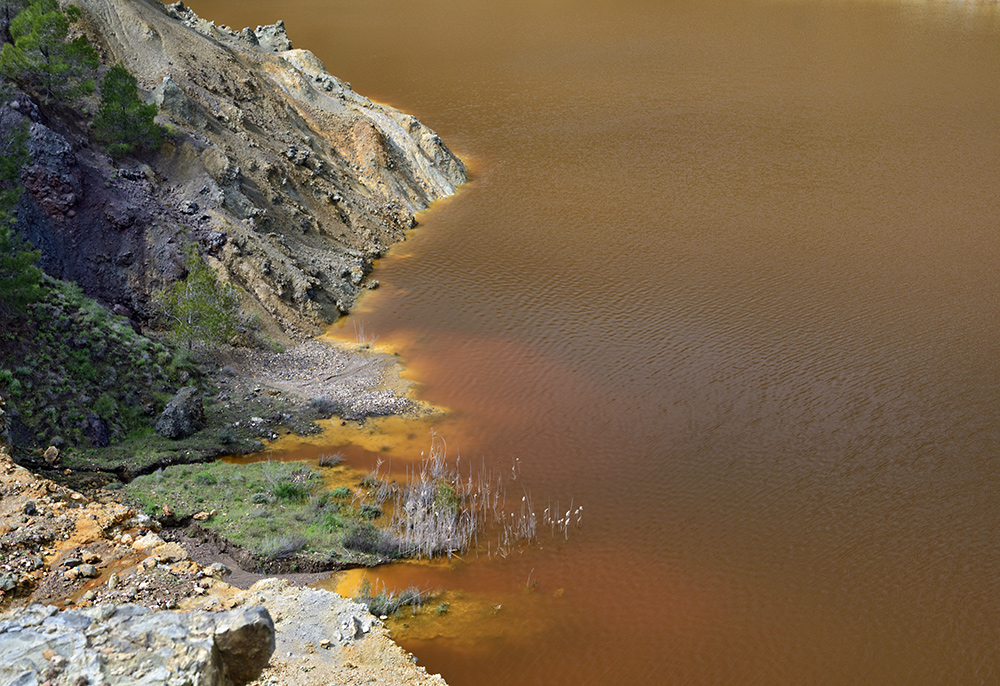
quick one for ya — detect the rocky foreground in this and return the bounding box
[0,452,448,685]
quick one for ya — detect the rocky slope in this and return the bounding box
[12,0,466,341]
[0,451,449,685]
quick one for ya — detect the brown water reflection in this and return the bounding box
[197,0,1000,683]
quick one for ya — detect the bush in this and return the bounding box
[259,534,305,560]
[358,504,382,520]
[342,523,399,558]
[318,452,344,467]
[156,247,240,350]
[319,511,345,531]
[309,397,346,419]
[250,491,273,505]
[0,0,97,104]
[93,392,117,420]
[273,481,309,503]
[330,486,352,499]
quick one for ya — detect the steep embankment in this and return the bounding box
[16,0,465,340]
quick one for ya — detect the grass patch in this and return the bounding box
[123,460,399,567]
[353,578,427,617]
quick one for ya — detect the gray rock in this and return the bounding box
[0,603,275,686]
[214,607,276,684]
[76,564,99,578]
[153,75,204,127]
[155,387,206,439]
[254,20,292,52]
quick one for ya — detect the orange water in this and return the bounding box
[196,0,1000,683]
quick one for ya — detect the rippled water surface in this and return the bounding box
[197,0,1000,683]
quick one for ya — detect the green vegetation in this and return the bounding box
[124,460,404,568]
[156,248,241,351]
[0,0,97,104]
[0,120,41,317]
[353,578,427,617]
[0,278,178,448]
[95,63,161,158]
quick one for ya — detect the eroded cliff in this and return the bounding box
[13,0,466,340]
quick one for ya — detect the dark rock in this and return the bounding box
[23,122,82,217]
[155,387,206,439]
[23,501,37,516]
[81,414,110,448]
[104,201,139,230]
[203,230,228,251]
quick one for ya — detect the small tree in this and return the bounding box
[0,0,97,104]
[158,248,240,350]
[95,63,161,158]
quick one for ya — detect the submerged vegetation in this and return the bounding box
[353,577,427,617]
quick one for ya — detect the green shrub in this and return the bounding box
[156,247,240,351]
[250,491,273,505]
[93,392,116,419]
[354,579,426,617]
[273,481,309,503]
[259,534,305,560]
[330,486,352,499]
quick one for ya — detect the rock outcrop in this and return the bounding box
[10,0,466,340]
[0,603,275,686]
[155,386,206,439]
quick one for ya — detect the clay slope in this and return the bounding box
[33,0,466,338]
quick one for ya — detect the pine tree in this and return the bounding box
[0,0,97,104]
[95,63,161,158]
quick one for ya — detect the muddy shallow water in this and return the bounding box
[197,0,1000,683]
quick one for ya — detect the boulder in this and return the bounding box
[214,607,276,684]
[254,20,292,52]
[155,386,206,439]
[0,603,275,686]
